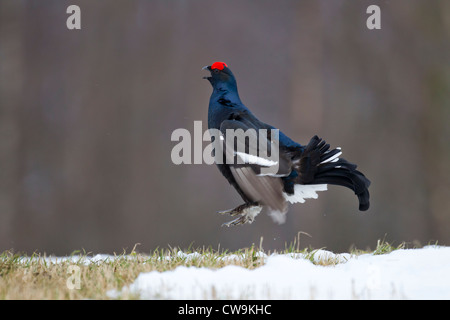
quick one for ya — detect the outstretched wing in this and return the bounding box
[219,119,291,215]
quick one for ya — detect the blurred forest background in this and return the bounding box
[1,0,449,255]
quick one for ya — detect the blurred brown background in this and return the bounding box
[1,0,449,255]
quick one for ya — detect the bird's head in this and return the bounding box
[202,61,237,90]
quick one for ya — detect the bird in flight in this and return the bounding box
[203,61,370,227]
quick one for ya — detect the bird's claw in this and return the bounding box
[217,208,238,216]
[222,214,253,227]
[218,203,263,227]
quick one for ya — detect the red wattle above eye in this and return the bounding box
[211,62,228,70]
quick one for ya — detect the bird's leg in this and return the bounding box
[218,203,263,227]
[217,203,252,216]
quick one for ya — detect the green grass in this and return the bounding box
[0,239,414,300]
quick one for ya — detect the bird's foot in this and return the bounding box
[219,203,263,227]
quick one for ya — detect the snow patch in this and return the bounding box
[110,246,450,300]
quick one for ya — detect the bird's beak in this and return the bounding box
[202,65,211,79]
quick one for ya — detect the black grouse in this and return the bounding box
[203,61,370,226]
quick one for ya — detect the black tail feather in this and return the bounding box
[296,136,371,211]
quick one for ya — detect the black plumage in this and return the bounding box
[203,62,371,226]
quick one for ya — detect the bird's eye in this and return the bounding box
[213,69,220,73]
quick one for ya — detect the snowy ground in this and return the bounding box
[110,246,450,299]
